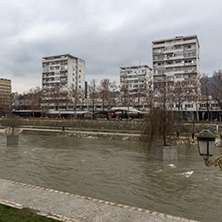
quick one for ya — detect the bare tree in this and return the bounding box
[155,79,174,110]
[88,79,98,116]
[98,79,113,112]
[51,83,62,117]
[144,86,154,111]
[211,70,222,105]
[191,78,200,121]
[25,87,43,117]
[120,84,131,107]
[42,87,51,116]
[78,88,86,111]
[142,79,180,156]
[141,106,178,156]
[211,70,222,121]
[68,84,79,119]
[60,89,69,111]
[173,81,186,113]
[136,85,146,110]
[200,74,211,120]
[110,81,117,109]
[11,92,19,111]
[180,73,200,121]
[2,114,22,135]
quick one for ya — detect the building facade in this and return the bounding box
[152,35,200,86]
[42,54,85,112]
[120,65,152,96]
[152,35,200,115]
[42,54,85,92]
[0,78,12,114]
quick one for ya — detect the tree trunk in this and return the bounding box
[196,103,199,121]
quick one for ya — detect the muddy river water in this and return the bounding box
[0,134,222,221]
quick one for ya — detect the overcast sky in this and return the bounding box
[0,0,222,93]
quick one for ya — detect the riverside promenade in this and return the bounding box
[21,126,141,141]
[0,179,197,222]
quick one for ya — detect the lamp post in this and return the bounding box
[196,126,222,171]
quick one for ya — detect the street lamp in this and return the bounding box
[196,126,222,171]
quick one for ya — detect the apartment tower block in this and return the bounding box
[0,78,12,113]
[120,65,152,96]
[42,54,85,111]
[152,35,200,94]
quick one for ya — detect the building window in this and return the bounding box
[153,55,165,61]
[165,46,173,51]
[174,51,182,57]
[183,51,196,57]
[157,69,165,75]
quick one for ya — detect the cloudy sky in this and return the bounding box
[0,0,222,93]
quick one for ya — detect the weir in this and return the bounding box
[0,179,196,222]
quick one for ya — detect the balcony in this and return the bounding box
[174,70,184,74]
[184,62,196,66]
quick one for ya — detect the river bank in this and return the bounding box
[0,126,197,144]
[0,132,220,221]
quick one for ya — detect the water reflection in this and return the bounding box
[0,134,222,221]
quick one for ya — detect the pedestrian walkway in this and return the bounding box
[0,179,197,222]
[21,127,141,141]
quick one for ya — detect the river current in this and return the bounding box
[0,134,222,221]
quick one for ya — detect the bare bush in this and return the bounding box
[2,114,22,135]
[141,107,180,157]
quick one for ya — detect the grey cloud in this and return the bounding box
[0,0,222,92]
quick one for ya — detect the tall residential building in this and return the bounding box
[0,78,12,113]
[42,54,85,91]
[152,35,200,95]
[120,65,152,97]
[42,54,85,111]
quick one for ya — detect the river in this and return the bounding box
[0,134,222,221]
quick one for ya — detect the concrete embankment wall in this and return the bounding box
[21,128,141,141]
[21,119,145,130]
[1,118,221,133]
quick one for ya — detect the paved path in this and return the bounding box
[21,127,141,136]
[0,179,197,222]
[20,127,141,141]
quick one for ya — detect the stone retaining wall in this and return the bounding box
[19,119,145,130]
[1,118,221,134]
[21,129,141,141]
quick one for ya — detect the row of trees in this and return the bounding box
[151,70,222,121]
[12,78,149,117]
[201,70,222,120]
[11,70,222,119]
[141,70,222,156]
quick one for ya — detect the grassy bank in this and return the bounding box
[0,204,58,222]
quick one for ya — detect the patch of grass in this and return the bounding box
[0,204,58,222]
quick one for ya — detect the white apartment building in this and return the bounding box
[42,54,85,112]
[42,54,85,91]
[152,35,200,113]
[120,65,152,97]
[152,35,200,86]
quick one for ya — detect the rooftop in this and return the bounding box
[42,54,84,61]
[152,35,200,47]
[0,78,11,82]
[120,65,152,70]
